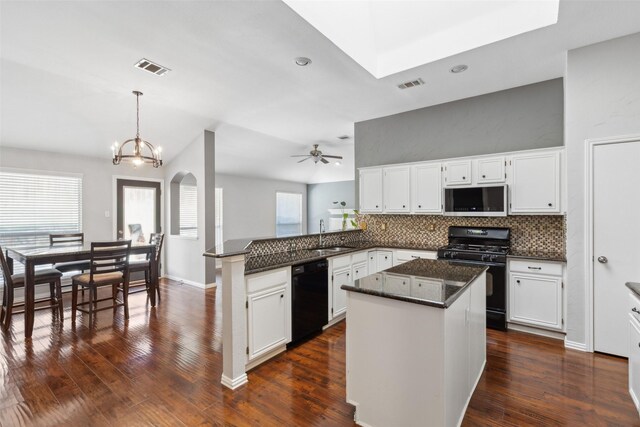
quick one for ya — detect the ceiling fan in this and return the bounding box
[291,144,343,164]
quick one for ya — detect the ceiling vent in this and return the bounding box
[397,78,424,90]
[134,58,171,76]
[337,135,351,140]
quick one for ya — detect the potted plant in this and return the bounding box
[333,201,359,231]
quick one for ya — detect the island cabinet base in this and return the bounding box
[346,272,486,427]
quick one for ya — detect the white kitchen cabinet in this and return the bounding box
[377,251,393,271]
[410,277,443,300]
[411,163,442,213]
[383,166,411,213]
[246,267,291,361]
[394,249,437,266]
[331,266,350,319]
[629,294,640,413]
[509,273,563,331]
[475,156,506,184]
[367,251,377,274]
[384,274,410,296]
[444,160,472,186]
[359,169,383,213]
[509,150,561,214]
[352,261,368,280]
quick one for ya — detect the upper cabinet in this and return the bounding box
[383,166,411,213]
[509,151,561,214]
[411,163,442,214]
[359,169,383,213]
[443,160,472,186]
[475,156,506,184]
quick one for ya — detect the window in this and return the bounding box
[179,182,197,237]
[0,169,83,282]
[170,172,198,238]
[276,192,302,237]
[215,188,223,251]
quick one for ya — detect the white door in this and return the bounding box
[359,169,383,213]
[476,157,505,184]
[383,166,410,213]
[377,251,393,271]
[593,140,640,356]
[411,163,442,213]
[444,160,472,186]
[247,286,287,360]
[509,273,562,330]
[509,151,560,213]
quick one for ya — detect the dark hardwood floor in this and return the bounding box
[1,279,638,426]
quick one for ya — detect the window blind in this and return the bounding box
[179,184,198,237]
[0,169,83,282]
[276,192,302,237]
[215,188,223,251]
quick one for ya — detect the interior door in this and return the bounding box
[593,140,640,356]
[116,179,161,242]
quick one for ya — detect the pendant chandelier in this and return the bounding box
[112,90,163,168]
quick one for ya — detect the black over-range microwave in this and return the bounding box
[443,185,508,217]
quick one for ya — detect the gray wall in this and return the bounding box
[215,173,307,242]
[307,180,356,233]
[0,146,163,243]
[355,78,564,169]
[565,32,640,347]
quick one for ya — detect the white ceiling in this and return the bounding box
[283,0,560,78]
[1,1,640,184]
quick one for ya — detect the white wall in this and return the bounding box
[0,146,163,243]
[565,32,640,346]
[215,173,307,242]
[163,131,216,287]
[307,180,355,233]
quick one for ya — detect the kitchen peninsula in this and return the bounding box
[343,259,487,427]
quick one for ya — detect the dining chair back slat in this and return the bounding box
[49,233,84,246]
[0,246,14,288]
[89,241,131,282]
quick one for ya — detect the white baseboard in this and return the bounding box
[564,339,588,352]
[163,275,217,289]
[324,313,346,329]
[507,322,566,340]
[221,373,248,390]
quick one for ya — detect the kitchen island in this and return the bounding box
[342,259,487,427]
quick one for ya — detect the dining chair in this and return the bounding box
[0,245,64,330]
[49,233,91,273]
[71,240,131,326]
[128,233,164,301]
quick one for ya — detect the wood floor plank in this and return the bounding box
[1,278,639,426]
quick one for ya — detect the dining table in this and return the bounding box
[4,242,158,338]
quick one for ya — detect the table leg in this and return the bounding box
[25,260,35,338]
[149,247,157,307]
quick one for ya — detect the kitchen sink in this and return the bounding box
[310,246,355,254]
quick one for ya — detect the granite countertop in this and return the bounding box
[242,241,441,275]
[341,259,487,309]
[626,282,640,299]
[508,250,567,262]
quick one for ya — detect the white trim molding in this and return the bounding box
[565,339,588,352]
[584,133,640,354]
[164,274,216,289]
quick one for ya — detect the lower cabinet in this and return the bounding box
[394,249,437,266]
[377,251,393,271]
[508,260,564,331]
[629,293,640,413]
[246,267,291,361]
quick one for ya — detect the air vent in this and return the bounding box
[397,78,424,90]
[337,135,351,140]
[135,58,171,76]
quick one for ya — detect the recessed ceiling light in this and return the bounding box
[450,64,468,74]
[295,57,312,66]
[335,161,342,166]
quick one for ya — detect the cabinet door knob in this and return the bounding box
[280,294,284,299]
[548,203,553,207]
[516,280,521,284]
[482,175,486,178]
[527,266,542,270]
[402,205,405,208]
[375,205,379,208]
[462,176,466,180]
[638,342,640,348]
[418,204,422,208]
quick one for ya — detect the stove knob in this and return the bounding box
[450,252,457,259]
[490,255,498,262]
[481,254,490,262]
[443,251,450,258]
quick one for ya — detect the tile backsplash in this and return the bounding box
[359,214,566,255]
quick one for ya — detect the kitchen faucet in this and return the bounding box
[319,219,325,247]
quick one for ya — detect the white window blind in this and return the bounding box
[276,192,302,237]
[179,183,197,237]
[0,169,83,282]
[215,188,223,251]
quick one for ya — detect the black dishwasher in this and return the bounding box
[291,259,328,344]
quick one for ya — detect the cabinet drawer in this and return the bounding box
[510,259,563,276]
[396,250,437,262]
[351,251,368,264]
[246,267,290,294]
[331,254,352,269]
[630,292,640,324]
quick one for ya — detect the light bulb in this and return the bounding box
[133,158,143,166]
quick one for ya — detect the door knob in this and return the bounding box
[597,256,608,264]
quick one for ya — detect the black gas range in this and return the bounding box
[437,226,510,330]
